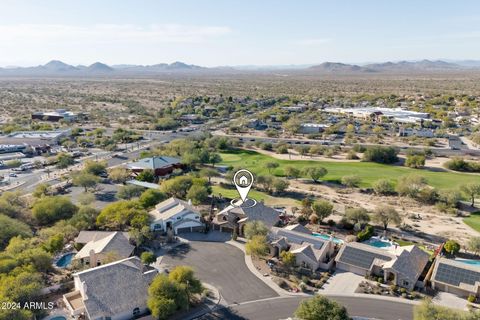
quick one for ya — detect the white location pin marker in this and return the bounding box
[233,169,254,203]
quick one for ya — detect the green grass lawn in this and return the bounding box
[211,185,298,207]
[219,149,480,190]
[464,212,480,233]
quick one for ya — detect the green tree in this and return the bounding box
[372,205,401,230]
[117,184,145,200]
[362,146,398,164]
[96,200,149,230]
[147,274,185,320]
[0,214,32,249]
[160,176,195,198]
[280,250,296,268]
[32,183,50,198]
[372,179,395,195]
[72,171,100,192]
[108,167,131,183]
[83,160,107,175]
[199,168,219,183]
[138,189,167,208]
[56,153,74,168]
[77,192,96,206]
[283,117,301,134]
[208,153,222,167]
[444,239,461,255]
[136,169,156,183]
[461,183,480,207]
[413,299,478,320]
[43,234,64,253]
[32,196,78,225]
[69,206,98,230]
[303,167,328,183]
[141,251,156,265]
[168,265,203,297]
[341,174,361,188]
[405,154,426,168]
[396,174,427,198]
[186,184,209,205]
[345,207,370,226]
[266,161,280,174]
[272,178,289,194]
[295,295,349,320]
[312,200,334,222]
[245,235,269,258]
[284,166,301,179]
[244,221,269,240]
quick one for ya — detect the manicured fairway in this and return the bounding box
[464,212,480,233]
[219,149,480,190]
[211,185,298,206]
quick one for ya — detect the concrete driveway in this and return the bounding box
[161,240,278,304]
[320,270,364,294]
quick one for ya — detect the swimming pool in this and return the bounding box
[455,258,480,267]
[312,232,344,244]
[50,317,67,320]
[55,252,75,268]
[364,236,397,249]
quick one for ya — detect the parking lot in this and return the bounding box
[161,240,278,304]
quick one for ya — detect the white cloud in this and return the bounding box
[0,23,231,44]
[295,38,331,46]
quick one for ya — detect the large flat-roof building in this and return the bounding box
[126,156,183,177]
[0,129,71,153]
[32,109,80,122]
[324,107,430,124]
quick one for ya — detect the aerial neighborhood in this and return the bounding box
[1,82,480,320]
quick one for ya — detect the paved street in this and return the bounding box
[162,241,278,304]
[202,296,414,320]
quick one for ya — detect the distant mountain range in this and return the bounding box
[0,60,205,76]
[0,59,479,76]
[306,60,476,73]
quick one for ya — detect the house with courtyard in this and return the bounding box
[126,155,183,177]
[73,231,135,268]
[63,256,157,320]
[430,257,480,298]
[149,197,204,234]
[335,242,429,290]
[213,199,281,235]
[269,225,337,270]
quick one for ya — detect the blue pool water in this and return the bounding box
[50,317,67,320]
[312,232,344,244]
[364,237,396,249]
[55,253,75,268]
[455,258,480,267]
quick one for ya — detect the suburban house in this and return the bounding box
[431,257,480,298]
[213,199,281,235]
[63,256,157,320]
[149,197,204,234]
[126,156,183,177]
[75,231,130,246]
[335,242,429,290]
[246,119,268,130]
[31,109,80,122]
[73,231,134,267]
[269,225,337,270]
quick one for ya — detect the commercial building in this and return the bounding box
[32,109,80,122]
[298,123,330,134]
[126,156,183,177]
[324,107,430,124]
[0,129,71,153]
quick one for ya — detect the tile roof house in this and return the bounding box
[75,231,130,245]
[74,232,135,268]
[214,199,281,235]
[335,242,429,290]
[269,226,337,270]
[149,197,204,234]
[126,156,183,177]
[63,256,158,320]
[431,257,480,298]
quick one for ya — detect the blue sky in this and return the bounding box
[0,0,480,66]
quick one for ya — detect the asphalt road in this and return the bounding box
[162,242,278,304]
[202,296,414,320]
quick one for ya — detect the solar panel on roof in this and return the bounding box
[435,263,480,286]
[338,246,392,270]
